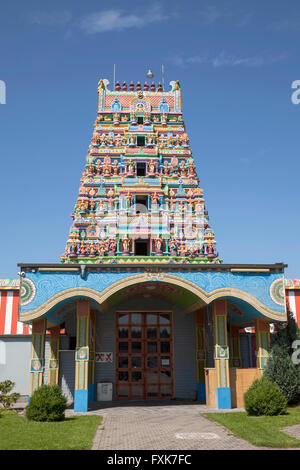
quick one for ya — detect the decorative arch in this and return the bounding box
[20,273,286,323]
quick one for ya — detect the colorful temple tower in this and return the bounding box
[18,77,287,413]
[61,79,220,264]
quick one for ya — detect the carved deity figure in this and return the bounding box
[98,240,107,257]
[180,160,186,176]
[113,160,118,174]
[170,157,178,173]
[169,238,177,256]
[182,133,189,146]
[207,243,215,256]
[122,237,130,254]
[127,158,135,175]
[146,134,153,145]
[151,192,160,205]
[188,160,195,176]
[69,241,77,257]
[97,199,105,213]
[89,244,96,257]
[178,241,187,257]
[95,160,101,175]
[125,192,133,206]
[103,156,112,175]
[148,159,155,175]
[108,238,116,256]
[154,236,163,254]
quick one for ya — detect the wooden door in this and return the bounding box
[116,311,174,400]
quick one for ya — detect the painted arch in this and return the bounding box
[19,273,287,323]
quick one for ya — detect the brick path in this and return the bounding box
[282,424,300,440]
[17,399,300,450]
[66,401,258,450]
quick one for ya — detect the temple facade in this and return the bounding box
[17,78,287,412]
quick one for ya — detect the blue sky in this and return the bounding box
[0,0,299,279]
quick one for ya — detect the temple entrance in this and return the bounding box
[115,311,174,400]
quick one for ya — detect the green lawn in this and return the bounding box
[203,407,300,448]
[0,411,102,450]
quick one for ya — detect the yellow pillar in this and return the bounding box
[48,326,60,386]
[195,308,206,400]
[255,319,270,375]
[213,299,231,408]
[230,325,241,367]
[74,299,96,412]
[29,318,47,397]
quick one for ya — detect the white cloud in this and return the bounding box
[168,51,287,68]
[80,5,167,34]
[211,51,287,67]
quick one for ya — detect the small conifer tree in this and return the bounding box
[264,311,300,403]
[0,380,20,409]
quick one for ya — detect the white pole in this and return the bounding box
[162,64,164,91]
[113,64,116,89]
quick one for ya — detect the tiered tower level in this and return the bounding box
[61,79,221,264]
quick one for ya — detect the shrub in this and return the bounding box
[26,385,67,422]
[244,377,287,416]
[264,345,300,403]
[0,380,20,409]
[264,311,300,403]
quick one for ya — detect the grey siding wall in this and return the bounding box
[240,333,252,368]
[205,305,215,368]
[94,310,116,398]
[58,311,76,403]
[173,308,197,398]
[58,351,75,403]
[0,336,31,396]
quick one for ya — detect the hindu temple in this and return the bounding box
[16,77,287,412]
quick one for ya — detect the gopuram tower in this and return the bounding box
[61,78,220,264]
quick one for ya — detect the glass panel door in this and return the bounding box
[116,311,174,400]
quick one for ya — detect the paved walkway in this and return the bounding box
[66,400,258,450]
[15,399,300,450]
[282,424,300,440]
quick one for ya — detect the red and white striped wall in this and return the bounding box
[285,279,300,327]
[0,286,31,335]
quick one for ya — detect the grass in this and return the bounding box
[203,406,300,448]
[0,410,102,450]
